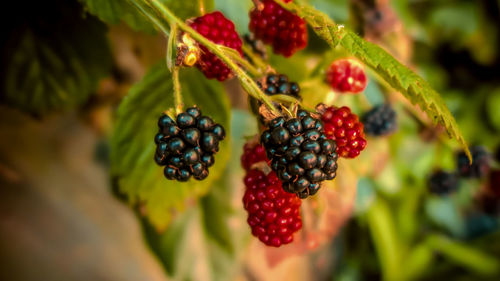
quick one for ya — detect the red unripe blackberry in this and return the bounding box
[326,59,367,94]
[321,105,367,158]
[241,141,269,171]
[189,11,243,81]
[249,0,308,57]
[243,169,302,247]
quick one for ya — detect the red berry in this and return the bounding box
[241,141,269,171]
[326,59,367,94]
[321,106,367,159]
[243,169,302,247]
[249,0,308,57]
[189,11,243,81]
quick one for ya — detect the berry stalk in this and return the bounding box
[128,0,282,116]
[172,66,183,115]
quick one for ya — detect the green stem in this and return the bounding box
[128,0,280,116]
[127,0,170,36]
[172,66,183,115]
[242,44,269,72]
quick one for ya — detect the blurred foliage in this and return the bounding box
[0,0,112,116]
[110,65,231,229]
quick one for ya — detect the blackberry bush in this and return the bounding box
[362,104,397,136]
[243,169,302,247]
[260,109,339,198]
[154,107,225,181]
[321,105,367,159]
[326,59,367,94]
[189,11,243,81]
[428,170,459,195]
[457,146,491,178]
[249,0,308,57]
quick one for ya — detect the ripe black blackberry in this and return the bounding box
[428,170,459,195]
[260,110,338,198]
[457,146,491,178]
[362,104,397,136]
[154,107,225,182]
[250,73,301,120]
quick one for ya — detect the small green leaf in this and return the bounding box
[1,0,112,116]
[110,64,231,229]
[280,1,471,161]
[80,0,213,33]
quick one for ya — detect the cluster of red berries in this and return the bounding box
[326,59,367,94]
[241,142,268,170]
[249,0,308,57]
[321,105,367,158]
[243,169,303,247]
[189,11,243,81]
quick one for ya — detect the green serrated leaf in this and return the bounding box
[1,0,112,116]
[80,0,213,33]
[281,1,471,161]
[110,64,231,229]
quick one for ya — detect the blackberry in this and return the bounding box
[495,145,500,163]
[243,169,302,247]
[154,107,225,182]
[189,11,243,81]
[250,73,301,120]
[249,0,308,57]
[260,110,338,198]
[321,105,367,159]
[326,59,367,94]
[457,146,491,178]
[428,170,459,195]
[362,104,398,136]
[488,170,500,198]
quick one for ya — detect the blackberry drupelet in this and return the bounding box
[154,107,225,182]
[428,170,459,195]
[243,169,302,247]
[260,110,338,198]
[457,146,491,178]
[362,104,398,136]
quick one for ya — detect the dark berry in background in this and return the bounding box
[154,107,225,182]
[189,11,242,81]
[244,34,267,60]
[456,146,491,178]
[321,105,367,159]
[326,59,367,94]
[495,145,500,163]
[362,104,398,136]
[249,0,307,57]
[428,170,459,195]
[243,169,302,247]
[261,110,338,198]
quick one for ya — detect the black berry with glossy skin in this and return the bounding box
[261,110,338,198]
[154,106,225,182]
[457,146,491,178]
[428,170,459,195]
[362,104,398,136]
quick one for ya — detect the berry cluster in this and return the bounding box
[241,142,269,171]
[362,104,398,136]
[243,169,302,247]
[326,59,367,94]
[321,105,367,158]
[261,110,339,198]
[457,146,491,178]
[155,107,225,181]
[428,170,459,195]
[189,11,243,81]
[249,0,308,57]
